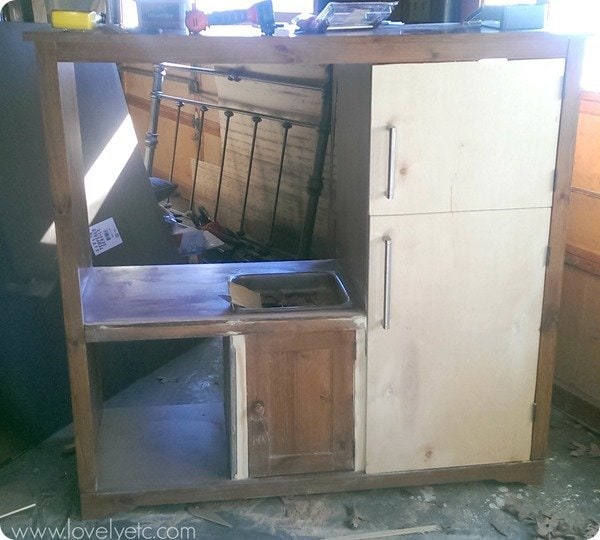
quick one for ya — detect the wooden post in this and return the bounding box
[531,37,585,460]
[35,44,101,492]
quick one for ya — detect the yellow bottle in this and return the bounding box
[50,10,102,30]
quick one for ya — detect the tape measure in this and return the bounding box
[50,10,104,30]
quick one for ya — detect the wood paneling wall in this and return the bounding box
[121,64,333,258]
[555,91,600,430]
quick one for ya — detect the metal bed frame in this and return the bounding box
[142,63,333,259]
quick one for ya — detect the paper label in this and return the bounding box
[89,218,123,256]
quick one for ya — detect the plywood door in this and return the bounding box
[366,209,551,473]
[369,59,564,215]
[246,331,354,477]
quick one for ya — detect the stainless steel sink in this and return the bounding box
[229,271,351,312]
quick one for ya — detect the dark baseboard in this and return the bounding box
[553,384,600,433]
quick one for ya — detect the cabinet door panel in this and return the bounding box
[366,209,551,473]
[370,59,564,215]
[246,331,354,477]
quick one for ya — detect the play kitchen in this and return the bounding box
[27,23,583,517]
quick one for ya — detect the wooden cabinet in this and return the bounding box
[334,57,579,475]
[245,330,355,477]
[29,28,582,518]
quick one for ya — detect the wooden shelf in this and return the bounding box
[23,27,571,65]
[97,403,229,492]
[82,260,365,342]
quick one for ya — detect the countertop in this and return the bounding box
[82,259,365,342]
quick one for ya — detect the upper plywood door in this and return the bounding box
[369,59,564,216]
[366,208,551,473]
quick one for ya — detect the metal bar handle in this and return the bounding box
[387,125,396,200]
[383,235,392,329]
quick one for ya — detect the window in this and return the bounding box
[483,0,600,92]
[546,0,600,92]
[121,0,314,28]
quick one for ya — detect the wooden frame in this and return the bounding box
[531,37,585,459]
[27,27,583,518]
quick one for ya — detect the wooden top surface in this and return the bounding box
[24,24,574,64]
[82,259,365,341]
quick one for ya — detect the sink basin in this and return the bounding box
[229,271,351,312]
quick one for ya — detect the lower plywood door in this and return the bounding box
[366,208,551,474]
[246,330,355,477]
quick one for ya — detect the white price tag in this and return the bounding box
[89,217,123,256]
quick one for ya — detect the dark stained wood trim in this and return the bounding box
[80,459,545,519]
[565,244,600,277]
[35,50,99,493]
[125,93,221,137]
[25,30,571,65]
[245,330,355,477]
[29,27,580,518]
[552,384,600,433]
[531,38,585,460]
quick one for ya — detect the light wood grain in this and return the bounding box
[353,329,367,472]
[573,94,600,193]
[230,335,248,480]
[366,208,551,473]
[566,191,600,255]
[565,244,600,277]
[370,59,563,215]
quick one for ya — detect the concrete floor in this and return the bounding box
[0,340,599,539]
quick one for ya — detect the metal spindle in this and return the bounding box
[189,105,207,212]
[167,100,184,204]
[239,116,262,235]
[143,64,166,174]
[268,122,292,245]
[214,110,234,221]
[297,65,334,258]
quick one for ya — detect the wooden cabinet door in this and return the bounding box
[366,209,551,473]
[369,59,564,216]
[246,330,354,477]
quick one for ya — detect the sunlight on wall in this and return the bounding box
[40,116,138,245]
[546,0,600,92]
